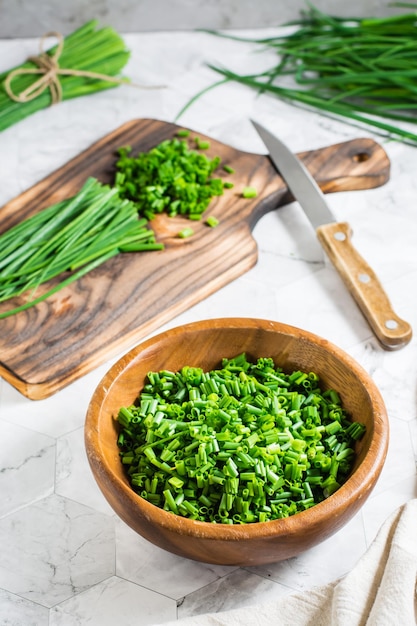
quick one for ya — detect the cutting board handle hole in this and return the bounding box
[352,151,370,163]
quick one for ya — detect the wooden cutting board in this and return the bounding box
[0,118,390,399]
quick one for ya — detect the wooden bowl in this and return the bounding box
[85,318,388,566]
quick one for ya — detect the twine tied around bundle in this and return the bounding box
[4,31,161,105]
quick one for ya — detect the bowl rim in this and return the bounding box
[85,317,389,540]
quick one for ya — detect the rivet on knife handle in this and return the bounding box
[251,119,412,350]
[316,221,412,349]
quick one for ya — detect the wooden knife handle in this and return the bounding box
[316,222,412,350]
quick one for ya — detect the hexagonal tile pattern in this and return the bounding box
[1,27,417,626]
[177,568,293,619]
[0,588,50,625]
[49,577,177,626]
[55,426,114,514]
[0,494,115,607]
[0,420,55,517]
[115,518,237,599]
[248,511,367,591]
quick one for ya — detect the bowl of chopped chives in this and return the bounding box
[85,318,388,566]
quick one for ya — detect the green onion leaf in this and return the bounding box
[181,4,417,145]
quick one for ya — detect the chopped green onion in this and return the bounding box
[196,139,210,150]
[242,186,258,198]
[114,138,231,220]
[205,215,219,228]
[177,227,194,239]
[116,353,365,524]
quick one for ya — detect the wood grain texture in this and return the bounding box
[316,221,412,349]
[0,119,391,399]
[85,318,389,565]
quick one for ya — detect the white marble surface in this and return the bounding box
[1,0,395,37]
[0,28,416,625]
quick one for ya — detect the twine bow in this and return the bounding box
[4,31,158,105]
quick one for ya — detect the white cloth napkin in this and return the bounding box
[159,500,417,626]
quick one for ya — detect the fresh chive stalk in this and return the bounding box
[180,4,417,145]
[0,178,162,319]
[0,20,130,132]
[0,134,239,317]
[117,354,365,523]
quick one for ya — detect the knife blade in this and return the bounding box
[251,119,412,350]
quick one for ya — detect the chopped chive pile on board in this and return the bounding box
[114,137,231,221]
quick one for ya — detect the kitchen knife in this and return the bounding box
[251,119,412,350]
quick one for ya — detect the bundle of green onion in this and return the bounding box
[0,178,162,319]
[117,354,365,523]
[185,4,417,145]
[0,20,130,132]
